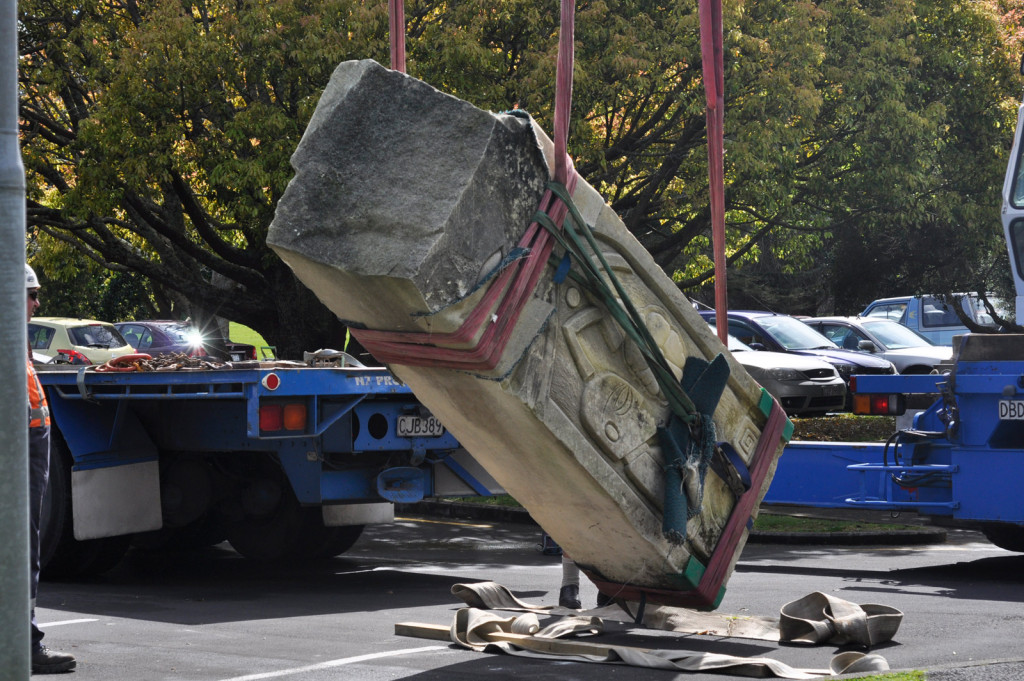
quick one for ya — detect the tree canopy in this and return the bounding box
[18,0,1024,357]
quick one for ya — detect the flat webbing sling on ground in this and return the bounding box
[395,581,901,677]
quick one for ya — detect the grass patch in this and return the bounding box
[441,494,520,507]
[847,672,924,681]
[753,513,920,533]
[441,498,917,534]
[791,413,895,442]
[228,322,276,359]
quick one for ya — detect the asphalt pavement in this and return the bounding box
[30,503,1024,681]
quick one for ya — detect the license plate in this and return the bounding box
[999,400,1024,420]
[397,415,446,437]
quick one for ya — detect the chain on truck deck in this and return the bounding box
[89,349,357,372]
[92,352,231,372]
[91,353,309,372]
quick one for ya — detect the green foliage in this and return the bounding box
[820,0,1022,313]
[18,0,1024,352]
[20,0,384,357]
[28,235,157,322]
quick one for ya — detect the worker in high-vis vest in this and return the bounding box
[25,264,77,674]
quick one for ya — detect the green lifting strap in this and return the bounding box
[535,181,699,425]
[659,354,731,544]
[534,181,735,545]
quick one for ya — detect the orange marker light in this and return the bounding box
[852,393,903,415]
[283,403,307,431]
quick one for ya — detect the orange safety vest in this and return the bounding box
[28,358,50,428]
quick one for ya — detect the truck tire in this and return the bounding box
[40,433,131,578]
[301,523,365,559]
[132,517,226,552]
[226,485,366,562]
[982,523,1024,552]
[225,484,307,561]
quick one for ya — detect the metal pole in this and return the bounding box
[0,0,31,675]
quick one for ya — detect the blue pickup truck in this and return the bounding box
[860,294,1000,344]
[36,357,501,577]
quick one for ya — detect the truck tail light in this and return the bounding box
[259,403,307,432]
[260,404,283,431]
[852,393,905,416]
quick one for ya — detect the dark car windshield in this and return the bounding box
[757,316,838,351]
[861,319,934,349]
[68,324,127,349]
[156,323,198,344]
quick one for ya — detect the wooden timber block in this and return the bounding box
[268,59,791,609]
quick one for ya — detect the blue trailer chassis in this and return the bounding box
[35,363,502,574]
[764,334,1024,541]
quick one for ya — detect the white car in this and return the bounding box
[802,316,952,374]
[28,317,136,365]
[722,333,847,417]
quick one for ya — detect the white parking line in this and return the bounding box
[218,645,449,681]
[39,618,99,628]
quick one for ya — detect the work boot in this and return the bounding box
[559,584,581,610]
[596,590,614,608]
[32,645,77,674]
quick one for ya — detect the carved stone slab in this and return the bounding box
[268,59,789,608]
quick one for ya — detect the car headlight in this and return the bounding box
[766,367,804,381]
[833,363,856,379]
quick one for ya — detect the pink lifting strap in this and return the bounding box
[389,0,406,72]
[699,0,728,344]
[351,172,579,369]
[553,0,575,186]
[359,0,580,370]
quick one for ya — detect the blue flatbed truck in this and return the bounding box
[764,332,1024,551]
[35,360,502,577]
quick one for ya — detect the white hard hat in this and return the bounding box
[26,263,39,289]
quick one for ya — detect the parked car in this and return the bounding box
[209,337,259,362]
[698,311,898,404]
[721,331,847,417]
[860,294,1003,345]
[802,316,953,374]
[28,317,136,365]
[114,320,231,361]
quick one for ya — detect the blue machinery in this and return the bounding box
[765,333,1024,539]
[37,364,493,507]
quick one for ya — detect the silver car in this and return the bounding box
[723,333,847,417]
[802,316,952,374]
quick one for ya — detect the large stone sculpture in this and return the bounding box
[268,59,790,609]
